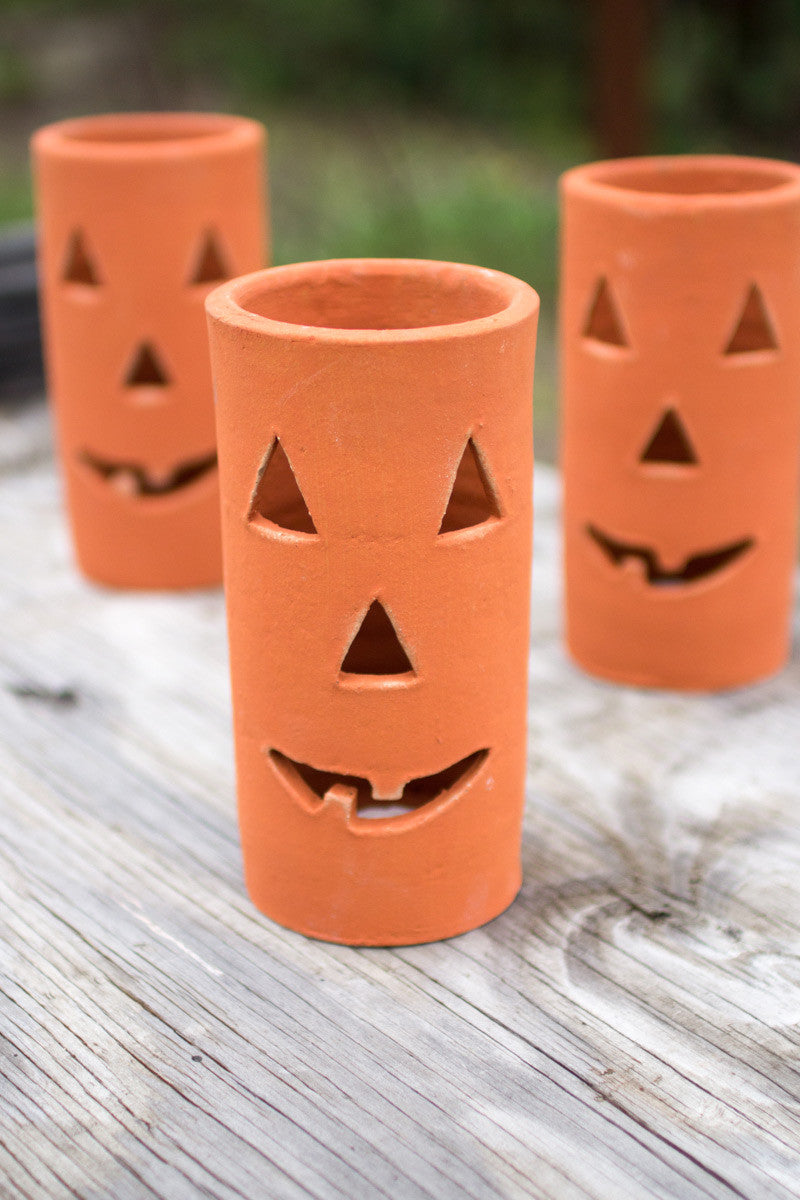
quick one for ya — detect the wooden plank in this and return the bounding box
[1,406,799,1198]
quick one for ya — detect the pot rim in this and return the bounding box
[561,153,800,211]
[31,111,264,161]
[205,258,539,345]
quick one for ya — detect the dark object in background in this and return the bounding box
[591,0,651,157]
[0,224,44,402]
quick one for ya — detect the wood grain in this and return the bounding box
[1,406,799,1199]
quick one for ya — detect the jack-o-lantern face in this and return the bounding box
[206,259,539,944]
[33,113,267,587]
[560,156,800,690]
[63,227,228,499]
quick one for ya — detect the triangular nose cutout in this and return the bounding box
[124,343,170,387]
[640,408,698,465]
[248,438,317,534]
[340,601,414,676]
[583,277,627,347]
[189,230,230,285]
[62,230,100,285]
[724,284,778,353]
[439,438,501,533]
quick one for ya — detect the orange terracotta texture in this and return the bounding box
[32,112,268,588]
[560,155,800,690]
[206,259,539,944]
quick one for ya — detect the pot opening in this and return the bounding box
[60,114,240,145]
[592,161,794,196]
[238,266,513,330]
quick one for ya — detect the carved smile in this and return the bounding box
[79,449,217,496]
[587,523,755,586]
[268,747,489,821]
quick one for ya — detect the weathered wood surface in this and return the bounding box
[1,404,800,1200]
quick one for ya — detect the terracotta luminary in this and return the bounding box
[206,259,539,945]
[32,112,267,588]
[560,155,800,690]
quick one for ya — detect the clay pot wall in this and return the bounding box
[207,258,539,944]
[560,155,800,690]
[33,112,268,588]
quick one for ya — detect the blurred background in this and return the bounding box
[2,0,800,458]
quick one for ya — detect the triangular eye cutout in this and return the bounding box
[124,342,170,387]
[188,230,230,285]
[439,438,501,534]
[62,230,100,286]
[248,438,316,534]
[583,277,628,347]
[340,601,414,676]
[639,408,698,465]
[724,284,778,354]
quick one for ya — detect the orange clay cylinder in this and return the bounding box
[206,259,539,944]
[560,155,800,691]
[32,112,267,589]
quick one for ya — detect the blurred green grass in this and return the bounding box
[2,2,796,466]
[268,109,562,458]
[1,106,562,459]
[0,169,33,225]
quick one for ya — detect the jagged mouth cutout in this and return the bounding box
[268,747,489,823]
[583,392,756,586]
[78,449,218,496]
[587,524,755,586]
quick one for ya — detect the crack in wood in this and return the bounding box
[7,681,79,706]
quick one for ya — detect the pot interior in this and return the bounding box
[591,160,795,196]
[60,114,240,145]
[239,265,513,330]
